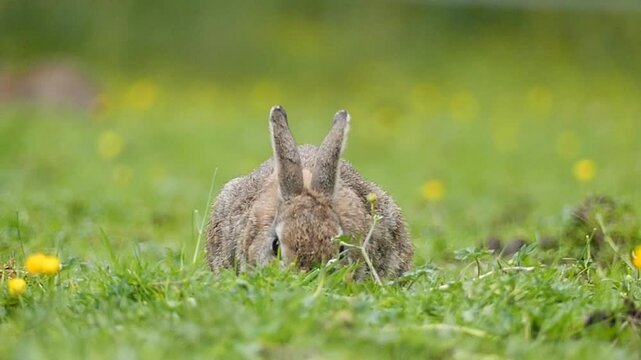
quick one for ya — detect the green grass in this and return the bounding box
[2,50,641,358]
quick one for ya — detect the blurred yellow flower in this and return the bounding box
[449,92,479,123]
[26,253,61,275]
[97,130,124,160]
[421,180,445,202]
[633,246,641,269]
[125,79,158,111]
[41,256,61,275]
[25,253,47,274]
[8,278,27,296]
[573,159,596,182]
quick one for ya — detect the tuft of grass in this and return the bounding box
[2,244,641,359]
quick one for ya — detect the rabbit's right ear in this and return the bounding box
[269,105,303,200]
[311,109,350,196]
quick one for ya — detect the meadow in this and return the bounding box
[2,2,641,359]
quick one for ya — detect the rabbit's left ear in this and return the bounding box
[311,110,350,196]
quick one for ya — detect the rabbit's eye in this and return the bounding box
[271,236,280,257]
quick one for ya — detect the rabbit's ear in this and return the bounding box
[311,110,350,196]
[270,105,304,200]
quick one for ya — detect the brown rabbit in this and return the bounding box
[206,106,413,279]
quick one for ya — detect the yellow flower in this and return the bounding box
[573,159,596,182]
[421,180,445,202]
[632,246,641,269]
[97,130,124,160]
[8,278,27,296]
[25,252,47,274]
[41,256,61,275]
[25,253,61,275]
[125,79,158,111]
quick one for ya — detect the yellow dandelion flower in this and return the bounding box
[421,180,445,202]
[25,252,47,274]
[25,253,61,275]
[573,159,596,182]
[125,79,158,111]
[41,256,61,275]
[97,130,124,160]
[8,278,27,296]
[449,92,479,123]
[632,246,641,269]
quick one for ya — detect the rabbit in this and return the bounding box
[206,105,413,279]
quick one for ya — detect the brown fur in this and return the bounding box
[206,106,413,279]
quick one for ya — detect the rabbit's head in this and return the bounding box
[266,105,350,270]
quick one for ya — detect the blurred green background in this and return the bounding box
[1,0,641,264]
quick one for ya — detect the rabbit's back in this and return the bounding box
[206,159,272,270]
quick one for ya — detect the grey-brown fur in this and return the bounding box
[206,106,413,279]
